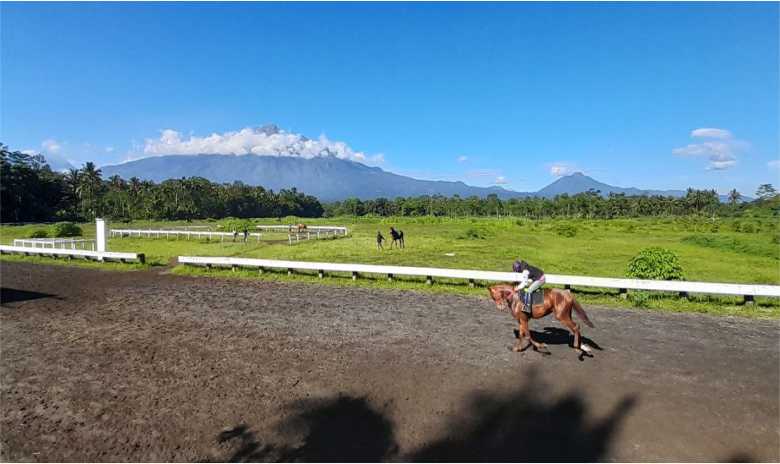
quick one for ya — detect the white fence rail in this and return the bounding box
[111,229,262,242]
[1,245,145,263]
[177,256,780,301]
[13,238,96,250]
[255,225,348,234]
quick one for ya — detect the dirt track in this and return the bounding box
[1,261,778,462]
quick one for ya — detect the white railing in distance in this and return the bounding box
[177,256,780,299]
[1,245,145,263]
[110,229,262,241]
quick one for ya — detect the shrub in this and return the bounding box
[622,224,636,233]
[740,223,756,234]
[731,221,742,232]
[29,229,49,238]
[628,291,651,308]
[626,247,685,281]
[458,227,487,240]
[709,223,719,233]
[554,223,577,238]
[52,222,82,237]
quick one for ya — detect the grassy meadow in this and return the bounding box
[2,216,779,318]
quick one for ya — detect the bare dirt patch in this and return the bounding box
[1,261,778,461]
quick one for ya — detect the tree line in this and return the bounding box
[2,144,776,224]
[323,187,778,219]
[1,145,323,223]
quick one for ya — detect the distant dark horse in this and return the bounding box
[390,227,405,249]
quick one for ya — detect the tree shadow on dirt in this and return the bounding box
[210,370,637,462]
[0,287,57,306]
[211,394,397,462]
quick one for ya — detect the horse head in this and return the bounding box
[488,284,515,311]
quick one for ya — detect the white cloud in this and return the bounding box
[21,149,37,156]
[142,124,380,164]
[494,176,508,185]
[673,128,747,171]
[457,155,468,163]
[769,160,780,170]
[550,162,576,177]
[105,146,115,153]
[691,128,733,139]
[42,139,61,154]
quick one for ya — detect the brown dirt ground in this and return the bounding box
[1,261,778,462]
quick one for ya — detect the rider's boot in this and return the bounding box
[523,290,531,314]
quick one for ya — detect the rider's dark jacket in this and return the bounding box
[513,260,544,280]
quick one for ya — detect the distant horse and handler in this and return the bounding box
[389,227,405,249]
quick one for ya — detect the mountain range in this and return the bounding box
[100,154,715,202]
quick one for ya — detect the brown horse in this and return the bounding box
[289,223,307,233]
[488,283,594,356]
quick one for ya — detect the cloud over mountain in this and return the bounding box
[673,127,748,170]
[142,124,383,164]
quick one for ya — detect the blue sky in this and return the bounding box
[2,2,778,195]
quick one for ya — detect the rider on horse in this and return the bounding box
[513,260,546,313]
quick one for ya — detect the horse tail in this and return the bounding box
[571,295,594,328]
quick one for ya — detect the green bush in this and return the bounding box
[458,227,487,240]
[709,223,720,233]
[554,223,577,238]
[52,222,82,237]
[740,223,756,234]
[626,247,685,281]
[731,221,742,232]
[628,290,651,308]
[29,229,49,238]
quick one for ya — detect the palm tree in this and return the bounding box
[728,189,741,205]
[77,162,103,220]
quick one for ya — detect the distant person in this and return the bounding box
[232,230,238,242]
[376,231,385,250]
[242,227,249,243]
[513,259,546,313]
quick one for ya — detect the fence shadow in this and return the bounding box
[0,287,57,306]
[209,370,637,462]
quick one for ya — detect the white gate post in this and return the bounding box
[96,218,107,252]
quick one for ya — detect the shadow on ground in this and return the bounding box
[516,326,604,352]
[0,287,57,306]
[208,370,637,462]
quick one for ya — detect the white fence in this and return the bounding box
[177,256,780,301]
[13,238,96,250]
[255,225,348,245]
[111,229,263,242]
[255,225,348,235]
[1,245,145,263]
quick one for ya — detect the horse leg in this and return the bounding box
[519,314,549,354]
[513,319,532,352]
[561,313,592,356]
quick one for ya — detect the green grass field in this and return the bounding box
[2,216,779,318]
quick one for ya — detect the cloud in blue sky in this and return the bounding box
[549,162,577,177]
[673,128,748,171]
[142,124,384,165]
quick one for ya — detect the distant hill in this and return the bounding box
[101,154,735,201]
[537,172,686,198]
[101,155,524,202]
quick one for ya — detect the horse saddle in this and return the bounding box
[522,288,544,309]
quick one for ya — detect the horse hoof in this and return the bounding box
[580,344,593,353]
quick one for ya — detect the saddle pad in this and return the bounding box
[530,289,544,307]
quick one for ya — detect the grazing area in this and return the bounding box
[1,261,777,461]
[2,216,778,317]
